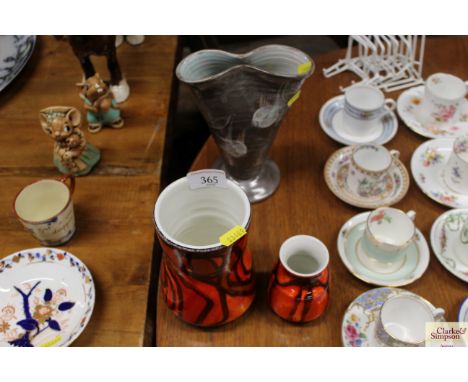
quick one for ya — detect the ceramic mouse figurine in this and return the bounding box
[77,73,124,133]
[68,35,129,103]
[39,106,101,176]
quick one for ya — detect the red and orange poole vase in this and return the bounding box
[154,172,255,327]
[268,235,330,323]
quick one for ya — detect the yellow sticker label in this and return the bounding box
[297,61,312,75]
[287,90,301,107]
[40,335,62,347]
[219,225,247,246]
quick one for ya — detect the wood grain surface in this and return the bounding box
[0,35,178,346]
[156,36,468,346]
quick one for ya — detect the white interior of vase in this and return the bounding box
[155,177,250,249]
[176,45,312,82]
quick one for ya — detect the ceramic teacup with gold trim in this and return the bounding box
[361,207,417,265]
[346,144,400,199]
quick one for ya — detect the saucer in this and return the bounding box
[342,287,441,347]
[324,146,410,209]
[397,85,468,139]
[411,138,468,208]
[0,248,95,347]
[337,212,430,286]
[319,95,398,145]
[430,209,468,283]
[459,297,468,322]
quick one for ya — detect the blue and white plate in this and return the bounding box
[319,95,398,145]
[0,35,36,92]
[0,248,95,347]
[337,211,430,287]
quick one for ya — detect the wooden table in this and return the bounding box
[0,36,178,346]
[156,37,468,346]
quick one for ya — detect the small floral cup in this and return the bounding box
[361,207,416,264]
[443,134,468,195]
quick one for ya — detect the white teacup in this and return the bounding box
[361,207,416,264]
[443,134,468,195]
[375,294,445,347]
[419,73,468,125]
[342,85,396,139]
[346,144,400,198]
[14,176,76,246]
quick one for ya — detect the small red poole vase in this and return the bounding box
[268,235,330,323]
[154,175,255,327]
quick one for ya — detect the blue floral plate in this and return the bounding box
[0,248,95,347]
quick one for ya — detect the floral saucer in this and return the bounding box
[0,248,95,347]
[324,146,410,209]
[319,95,398,145]
[397,85,468,138]
[342,287,440,347]
[430,209,468,283]
[337,211,430,286]
[411,138,468,208]
[459,297,468,322]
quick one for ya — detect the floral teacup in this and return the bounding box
[375,294,445,347]
[361,207,416,264]
[346,144,400,199]
[419,73,468,125]
[443,134,468,195]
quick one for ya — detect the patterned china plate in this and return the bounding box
[397,85,468,139]
[411,138,468,208]
[459,297,468,322]
[324,146,410,209]
[319,95,398,145]
[0,248,95,347]
[0,36,36,92]
[430,209,468,283]
[337,212,430,287]
[342,287,441,347]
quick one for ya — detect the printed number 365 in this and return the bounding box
[200,176,218,185]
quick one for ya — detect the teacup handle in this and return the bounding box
[406,210,416,221]
[390,149,400,160]
[58,174,75,195]
[384,98,397,111]
[433,308,445,322]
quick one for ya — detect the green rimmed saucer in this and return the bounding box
[337,211,430,286]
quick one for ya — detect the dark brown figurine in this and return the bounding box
[68,36,129,103]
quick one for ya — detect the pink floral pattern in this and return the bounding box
[370,210,392,225]
[432,104,457,123]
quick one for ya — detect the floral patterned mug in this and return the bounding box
[13,175,76,246]
[419,73,468,125]
[443,134,468,195]
[361,207,416,264]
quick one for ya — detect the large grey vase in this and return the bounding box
[176,45,314,202]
